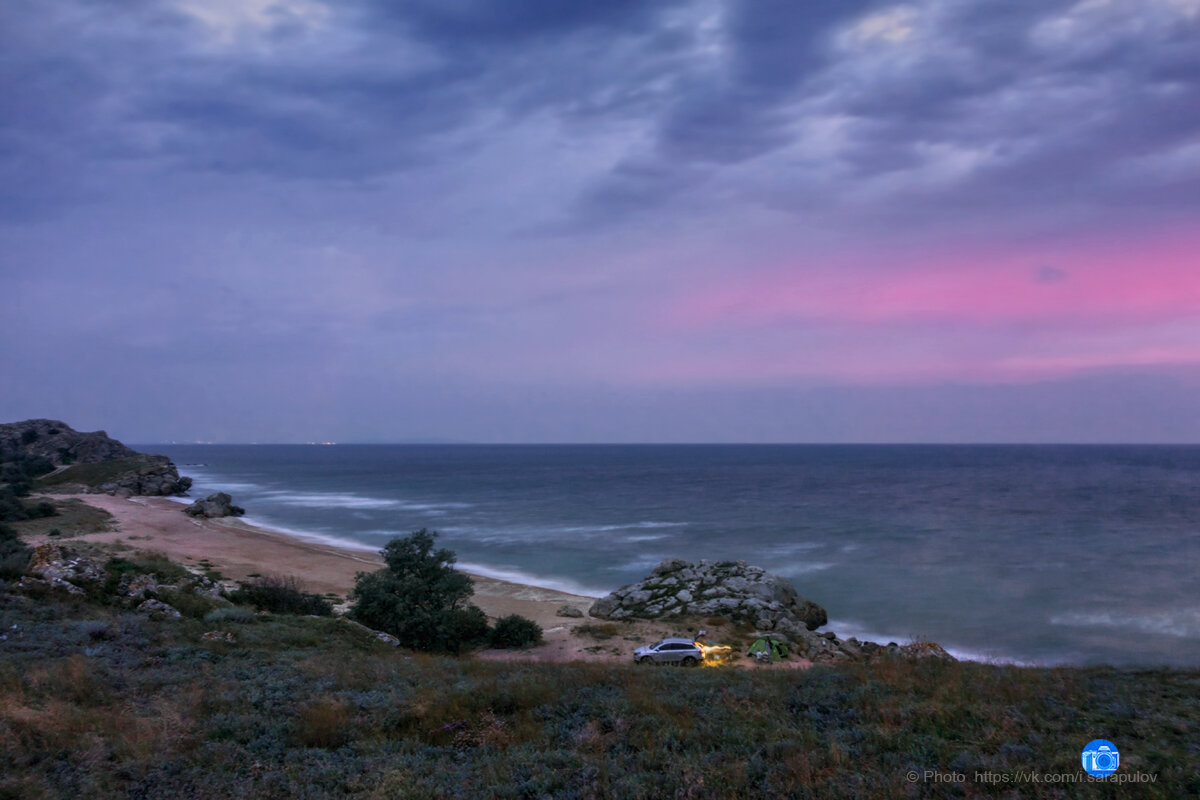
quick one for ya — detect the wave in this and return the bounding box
[825,618,1027,665]
[194,481,264,493]
[606,555,671,574]
[260,490,470,513]
[776,561,834,576]
[558,521,688,534]
[235,515,382,554]
[1050,609,1200,639]
[455,561,606,598]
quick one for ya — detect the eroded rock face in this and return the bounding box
[588,559,828,631]
[98,462,192,497]
[183,492,245,519]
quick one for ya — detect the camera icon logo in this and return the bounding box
[1081,739,1120,778]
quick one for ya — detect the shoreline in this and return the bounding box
[44,493,808,665]
[158,495,608,600]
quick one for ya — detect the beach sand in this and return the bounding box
[35,494,811,667]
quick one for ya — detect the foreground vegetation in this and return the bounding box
[1,572,1196,799]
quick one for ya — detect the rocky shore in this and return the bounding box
[589,558,952,663]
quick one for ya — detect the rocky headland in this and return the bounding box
[0,419,192,497]
[589,558,952,663]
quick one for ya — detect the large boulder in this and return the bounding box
[184,492,245,519]
[588,558,829,632]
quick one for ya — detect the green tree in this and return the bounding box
[349,529,487,653]
[489,614,543,649]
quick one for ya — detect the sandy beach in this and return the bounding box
[37,493,802,666]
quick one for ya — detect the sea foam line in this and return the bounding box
[825,619,1030,665]
[455,562,606,598]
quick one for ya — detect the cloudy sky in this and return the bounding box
[2,0,1199,443]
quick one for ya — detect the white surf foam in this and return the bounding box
[557,521,688,534]
[1050,609,1200,639]
[236,515,381,554]
[260,490,469,513]
[825,618,1029,665]
[455,561,606,598]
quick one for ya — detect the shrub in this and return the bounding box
[349,529,485,653]
[0,521,31,579]
[489,614,543,649]
[28,501,57,519]
[157,587,223,620]
[105,552,191,584]
[204,607,257,624]
[575,623,621,640]
[230,575,333,616]
[294,698,350,749]
[444,606,491,654]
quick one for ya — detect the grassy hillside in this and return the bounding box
[34,456,161,490]
[0,566,1196,798]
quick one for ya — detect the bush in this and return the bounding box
[350,529,486,654]
[157,587,223,620]
[231,575,333,616]
[0,521,31,579]
[444,605,491,654]
[105,552,191,583]
[204,607,257,624]
[489,614,543,649]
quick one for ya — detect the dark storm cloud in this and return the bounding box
[582,0,1200,229]
[0,0,696,203]
[4,0,1196,229]
[374,0,671,43]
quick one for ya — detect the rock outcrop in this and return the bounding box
[184,492,245,518]
[589,558,828,631]
[589,558,954,664]
[97,462,192,497]
[0,419,192,497]
[28,543,107,585]
[0,419,138,465]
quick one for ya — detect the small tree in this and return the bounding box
[490,614,543,649]
[350,529,485,653]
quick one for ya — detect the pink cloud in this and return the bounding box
[643,229,1200,385]
[667,231,1200,329]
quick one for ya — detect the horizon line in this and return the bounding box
[132,441,1200,447]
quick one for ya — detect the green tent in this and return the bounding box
[747,637,789,661]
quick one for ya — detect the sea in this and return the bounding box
[144,444,1200,667]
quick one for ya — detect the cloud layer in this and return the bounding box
[2,0,1198,441]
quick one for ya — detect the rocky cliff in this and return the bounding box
[0,419,192,497]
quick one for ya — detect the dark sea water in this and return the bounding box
[146,444,1200,666]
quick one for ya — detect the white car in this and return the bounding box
[633,638,703,666]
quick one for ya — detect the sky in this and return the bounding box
[2,0,1199,443]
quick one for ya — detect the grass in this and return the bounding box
[196,560,225,581]
[34,457,159,491]
[0,553,1197,798]
[574,623,623,640]
[9,498,116,539]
